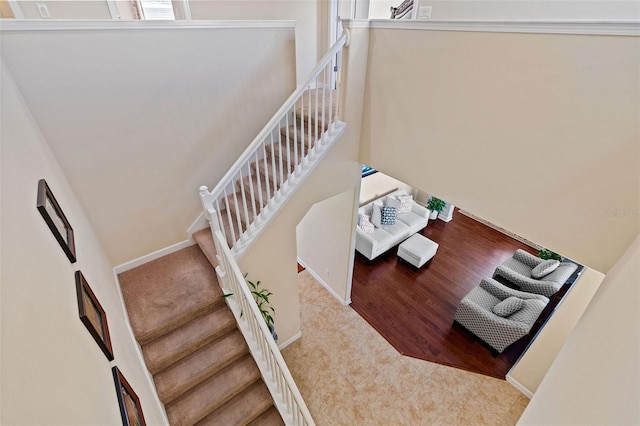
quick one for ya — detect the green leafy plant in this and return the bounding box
[247,278,275,329]
[538,248,563,261]
[426,197,446,213]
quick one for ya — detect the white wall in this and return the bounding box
[1,22,296,266]
[296,189,358,304]
[189,0,324,83]
[518,233,640,425]
[358,27,640,273]
[0,60,166,425]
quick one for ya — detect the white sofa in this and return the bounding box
[355,189,429,260]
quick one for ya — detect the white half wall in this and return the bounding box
[358,27,640,273]
[1,21,297,266]
[518,233,640,425]
[0,60,166,425]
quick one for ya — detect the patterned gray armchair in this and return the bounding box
[493,249,578,297]
[454,278,549,353]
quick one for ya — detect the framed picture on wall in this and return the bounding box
[75,271,113,361]
[36,179,76,263]
[112,367,146,426]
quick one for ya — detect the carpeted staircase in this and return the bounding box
[117,89,337,425]
[119,245,284,425]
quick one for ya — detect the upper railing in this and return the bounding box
[200,32,348,257]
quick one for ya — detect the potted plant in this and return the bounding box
[426,197,446,220]
[538,248,563,262]
[222,275,278,342]
[247,278,277,342]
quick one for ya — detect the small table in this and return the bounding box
[397,234,438,268]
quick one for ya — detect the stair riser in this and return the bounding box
[155,331,250,405]
[138,300,224,346]
[167,356,262,426]
[145,321,237,375]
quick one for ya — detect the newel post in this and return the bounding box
[199,185,226,277]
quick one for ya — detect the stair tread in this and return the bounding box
[118,245,223,344]
[248,406,285,426]
[143,305,236,374]
[195,381,275,426]
[153,329,249,404]
[166,355,262,426]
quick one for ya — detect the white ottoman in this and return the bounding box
[397,234,438,268]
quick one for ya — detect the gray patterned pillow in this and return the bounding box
[492,296,525,317]
[381,206,397,225]
[531,259,560,279]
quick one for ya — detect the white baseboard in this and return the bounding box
[278,331,301,350]
[113,239,195,274]
[187,212,208,236]
[506,374,534,399]
[297,257,352,306]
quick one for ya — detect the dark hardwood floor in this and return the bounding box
[350,209,540,379]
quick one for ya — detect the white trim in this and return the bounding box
[297,257,352,306]
[179,0,192,20]
[0,19,297,32]
[110,268,170,424]
[506,374,534,399]
[105,0,120,20]
[113,239,194,274]
[6,0,23,19]
[277,331,302,351]
[342,18,640,36]
[342,19,371,29]
[187,211,208,237]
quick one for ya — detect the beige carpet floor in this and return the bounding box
[281,270,530,425]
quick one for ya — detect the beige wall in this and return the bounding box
[189,0,325,83]
[519,233,640,425]
[359,28,640,273]
[413,0,640,20]
[1,23,296,266]
[0,60,166,424]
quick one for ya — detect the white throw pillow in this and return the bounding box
[531,259,560,279]
[360,215,374,234]
[385,196,400,210]
[371,204,382,227]
[492,296,525,317]
[397,195,413,214]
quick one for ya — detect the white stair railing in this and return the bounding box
[196,32,350,426]
[200,32,348,259]
[203,202,315,426]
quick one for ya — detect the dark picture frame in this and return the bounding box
[36,179,76,263]
[112,367,146,426]
[75,271,114,361]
